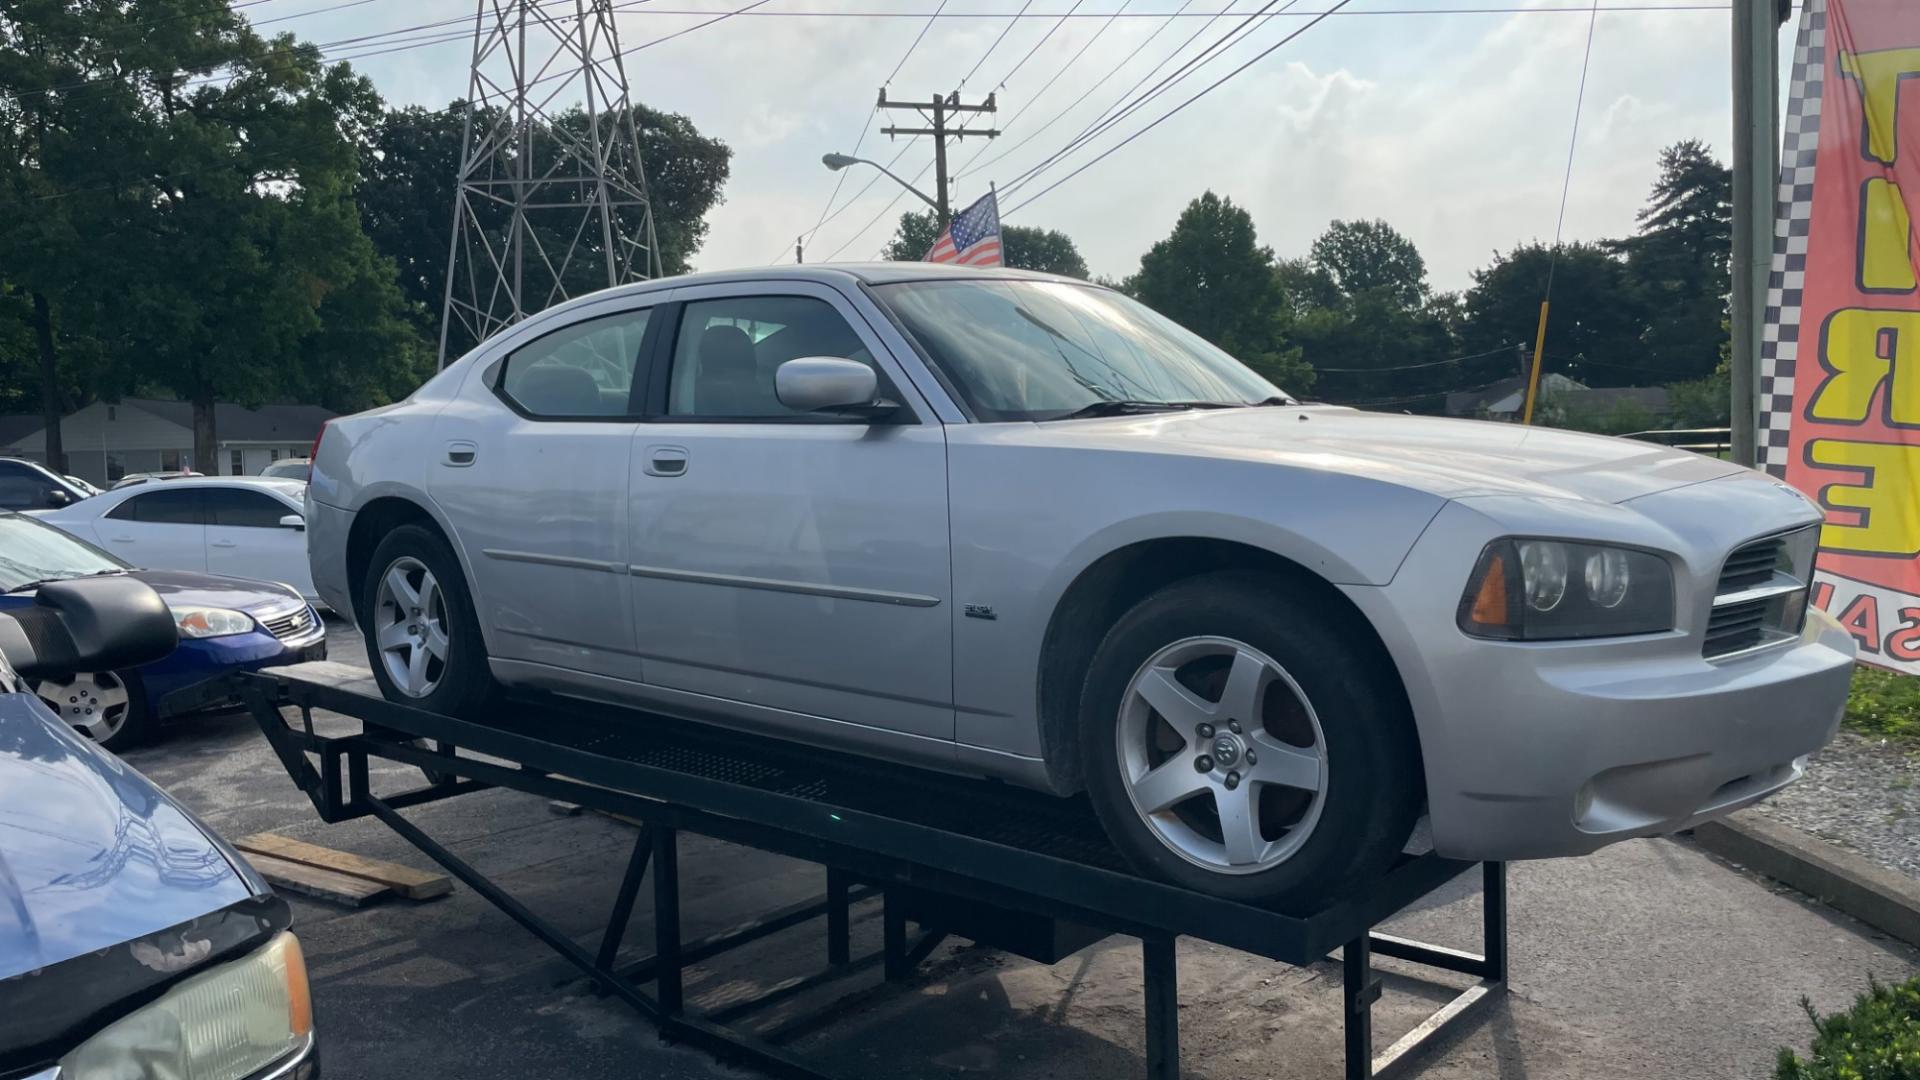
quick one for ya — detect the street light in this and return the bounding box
[820,152,941,215]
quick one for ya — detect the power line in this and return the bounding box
[989,0,1086,91]
[997,0,1298,196]
[1002,0,1354,217]
[1314,344,1521,374]
[959,0,1035,87]
[885,0,950,85]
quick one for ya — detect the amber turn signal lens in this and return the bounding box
[1468,549,1510,628]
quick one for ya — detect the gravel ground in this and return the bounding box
[1751,730,1920,878]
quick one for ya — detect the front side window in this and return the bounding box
[500,308,651,418]
[0,514,126,590]
[106,489,201,524]
[0,463,58,511]
[206,488,293,528]
[666,296,877,418]
[874,280,1283,421]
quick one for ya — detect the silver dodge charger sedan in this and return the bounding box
[307,263,1855,907]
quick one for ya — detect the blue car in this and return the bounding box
[0,574,319,1079]
[0,510,326,749]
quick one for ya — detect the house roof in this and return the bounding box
[1445,373,1585,417]
[0,415,43,446]
[123,398,335,443]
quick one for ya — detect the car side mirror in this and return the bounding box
[45,489,71,508]
[279,513,305,531]
[775,357,898,419]
[0,576,178,681]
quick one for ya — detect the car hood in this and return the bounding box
[125,569,304,615]
[1042,406,1745,504]
[0,692,255,980]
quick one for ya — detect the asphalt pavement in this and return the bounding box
[120,614,1920,1080]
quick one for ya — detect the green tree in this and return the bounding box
[881,210,1090,277]
[1461,242,1647,388]
[1609,140,1732,381]
[1310,219,1428,309]
[1125,192,1280,352]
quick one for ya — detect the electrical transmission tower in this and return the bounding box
[439,0,662,365]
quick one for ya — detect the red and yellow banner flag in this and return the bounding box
[1760,0,1920,672]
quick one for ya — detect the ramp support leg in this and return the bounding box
[1483,861,1508,982]
[1143,935,1179,1080]
[653,827,683,1016]
[1344,933,1382,1079]
[882,891,908,982]
[826,868,851,968]
[596,827,655,973]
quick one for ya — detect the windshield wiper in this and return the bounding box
[1047,400,1208,421]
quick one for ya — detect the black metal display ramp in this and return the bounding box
[235,663,1506,1080]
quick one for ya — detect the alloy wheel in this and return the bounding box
[1115,636,1329,875]
[36,671,132,744]
[374,556,450,698]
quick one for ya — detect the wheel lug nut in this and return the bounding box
[1246,751,1258,765]
[1196,723,1214,739]
[1224,771,1240,790]
[1194,755,1213,773]
[1228,720,1241,734]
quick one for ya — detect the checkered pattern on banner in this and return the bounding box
[1759,0,1828,478]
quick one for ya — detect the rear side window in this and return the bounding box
[500,309,651,418]
[205,488,292,528]
[106,489,201,524]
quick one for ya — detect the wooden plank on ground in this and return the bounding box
[244,852,391,907]
[236,833,452,900]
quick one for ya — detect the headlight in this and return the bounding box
[60,931,312,1080]
[1459,539,1674,640]
[174,607,255,638]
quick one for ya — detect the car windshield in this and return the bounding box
[873,279,1286,421]
[0,513,127,591]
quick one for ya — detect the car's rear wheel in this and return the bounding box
[1080,571,1421,910]
[37,670,153,751]
[361,525,494,722]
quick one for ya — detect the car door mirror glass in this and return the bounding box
[278,513,305,530]
[775,357,890,417]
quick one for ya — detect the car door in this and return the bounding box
[203,486,315,598]
[96,488,206,572]
[430,299,660,683]
[627,282,954,745]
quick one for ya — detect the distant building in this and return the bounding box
[1444,375,1669,424]
[0,398,334,485]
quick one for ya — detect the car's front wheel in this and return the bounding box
[37,669,152,751]
[1080,571,1422,910]
[361,525,494,720]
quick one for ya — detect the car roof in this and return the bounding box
[120,476,304,497]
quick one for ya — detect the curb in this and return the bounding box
[1691,810,1920,948]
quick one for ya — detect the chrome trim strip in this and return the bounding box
[1711,578,1805,608]
[626,563,942,607]
[250,1031,318,1080]
[1704,629,1799,663]
[482,548,625,575]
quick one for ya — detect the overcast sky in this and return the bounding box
[282,0,1788,293]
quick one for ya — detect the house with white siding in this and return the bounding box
[0,398,333,485]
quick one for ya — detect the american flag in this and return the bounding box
[924,189,1003,266]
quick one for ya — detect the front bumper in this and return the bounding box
[1344,477,1855,862]
[143,617,327,719]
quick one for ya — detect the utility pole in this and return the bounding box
[1730,0,1791,466]
[877,90,999,224]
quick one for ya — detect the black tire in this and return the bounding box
[360,523,495,722]
[1079,570,1421,910]
[37,669,154,752]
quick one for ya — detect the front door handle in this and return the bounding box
[210,539,237,549]
[645,445,688,477]
[445,440,477,467]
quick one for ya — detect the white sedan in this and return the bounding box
[36,477,319,603]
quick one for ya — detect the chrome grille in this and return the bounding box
[1703,529,1815,659]
[261,605,318,642]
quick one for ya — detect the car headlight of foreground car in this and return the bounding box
[174,606,256,638]
[1458,539,1674,641]
[59,931,312,1080]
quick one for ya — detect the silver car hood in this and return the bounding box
[1036,406,1745,504]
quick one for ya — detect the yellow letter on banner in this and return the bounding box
[1812,309,1920,424]
[1861,178,1917,292]
[1840,47,1920,165]
[1807,439,1920,557]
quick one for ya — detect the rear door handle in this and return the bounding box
[645,445,688,477]
[210,539,237,548]
[445,440,477,467]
